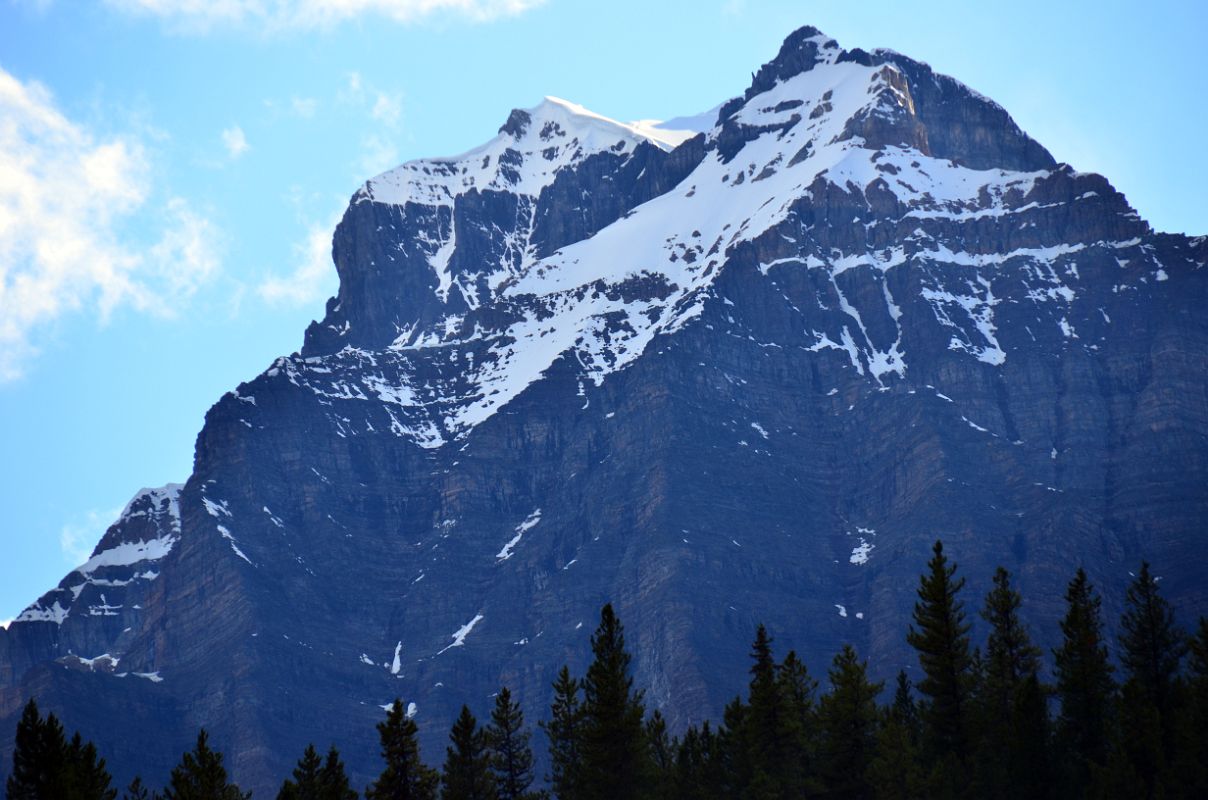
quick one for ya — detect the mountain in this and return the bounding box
[2,25,1205,793]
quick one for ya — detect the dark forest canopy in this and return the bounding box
[9,542,1208,799]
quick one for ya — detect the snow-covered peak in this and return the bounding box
[11,482,184,627]
[361,96,674,208]
[287,24,1132,450]
[119,483,183,524]
[627,104,721,148]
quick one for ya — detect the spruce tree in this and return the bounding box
[733,628,818,799]
[742,625,800,798]
[162,729,250,800]
[278,744,323,800]
[319,747,359,800]
[485,688,540,800]
[670,724,720,800]
[123,776,158,800]
[576,604,651,800]
[441,706,496,800]
[366,699,439,800]
[1052,568,1115,794]
[66,732,119,800]
[1009,674,1052,800]
[980,568,1041,711]
[643,711,674,800]
[1119,562,1186,717]
[976,567,1045,799]
[817,644,883,799]
[776,649,819,794]
[1173,618,1208,796]
[867,673,925,800]
[890,671,920,738]
[1114,562,1187,799]
[906,541,973,766]
[6,699,116,800]
[540,666,582,800]
[278,743,356,800]
[7,699,57,800]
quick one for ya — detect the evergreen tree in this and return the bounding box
[540,666,582,800]
[671,725,705,800]
[162,729,250,800]
[1010,673,1051,800]
[1052,568,1115,795]
[976,567,1046,799]
[278,743,356,800]
[775,649,819,794]
[123,777,159,800]
[366,699,439,800]
[715,697,751,799]
[576,604,652,800]
[889,671,920,738]
[277,744,322,800]
[1172,618,1208,797]
[741,625,802,798]
[867,673,924,800]
[729,628,819,799]
[441,706,496,800]
[670,724,722,800]
[1113,563,1187,799]
[1119,562,1186,717]
[485,688,540,800]
[1110,680,1168,800]
[66,732,119,800]
[7,699,59,800]
[319,747,359,800]
[6,699,116,800]
[816,644,883,799]
[980,568,1041,712]
[643,711,674,800]
[906,540,974,766]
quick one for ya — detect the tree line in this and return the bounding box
[8,540,1208,798]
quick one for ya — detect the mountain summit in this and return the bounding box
[2,25,1205,793]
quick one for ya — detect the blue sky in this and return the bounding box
[1,0,1205,624]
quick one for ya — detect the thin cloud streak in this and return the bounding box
[59,507,123,567]
[103,0,547,31]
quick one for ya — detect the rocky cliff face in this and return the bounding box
[2,26,1205,793]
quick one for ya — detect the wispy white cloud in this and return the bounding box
[336,71,405,177]
[291,96,318,118]
[104,0,546,31]
[356,133,400,177]
[59,507,122,566]
[221,124,250,159]
[257,212,340,306]
[0,67,222,381]
[0,618,11,630]
[371,92,403,127]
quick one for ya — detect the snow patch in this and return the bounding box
[438,614,484,654]
[849,538,875,565]
[497,509,541,562]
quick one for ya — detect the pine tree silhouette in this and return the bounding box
[540,666,582,800]
[162,729,249,800]
[576,604,651,800]
[366,700,438,800]
[441,705,496,800]
[1053,568,1115,795]
[817,644,883,799]
[485,688,540,800]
